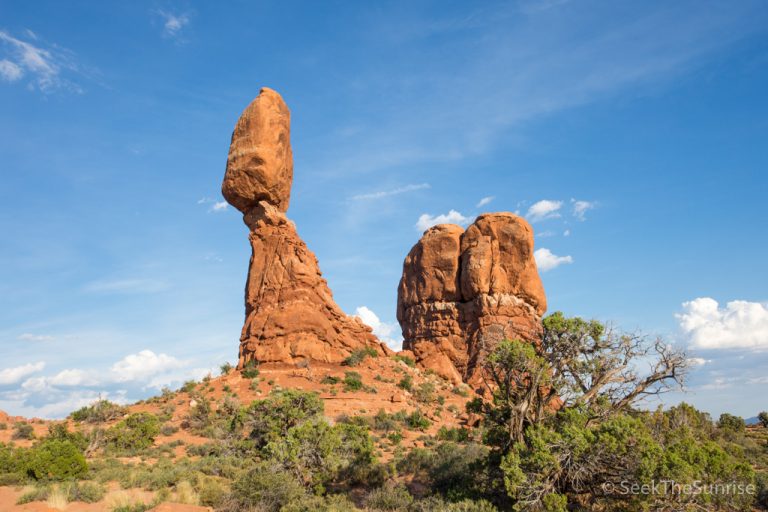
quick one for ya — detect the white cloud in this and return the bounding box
[687,357,712,366]
[416,209,472,231]
[210,201,228,212]
[526,200,563,222]
[49,369,98,387]
[676,297,768,350]
[476,196,495,208]
[572,199,596,221]
[355,306,403,351]
[0,59,22,81]
[534,248,573,271]
[563,229,571,237]
[0,30,79,92]
[18,333,54,342]
[157,10,191,39]
[0,362,45,385]
[111,350,187,382]
[351,183,430,201]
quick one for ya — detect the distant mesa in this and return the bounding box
[397,213,546,385]
[222,88,546,383]
[223,88,390,367]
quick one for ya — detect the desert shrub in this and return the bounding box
[414,382,435,404]
[220,362,233,375]
[451,385,469,397]
[197,476,229,507]
[70,399,125,423]
[366,484,414,511]
[321,375,340,385]
[160,424,179,436]
[69,480,107,503]
[759,411,768,428]
[246,389,324,447]
[437,426,471,443]
[185,396,213,433]
[405,409,431,430]
[343,347,379,367]
[410,496,498,511]
[399,442,489,501]
[229,463,306,512]
[343,371,364,391]
[26,439,88,480]
[242,359,260,379]
[392,354,416,367]
[718,413,746,432]
[104,413,160,454]
[180,380,197,393]
[12,422,35,440]
[0,422,6,430]
[45,423,88,451]
[280,493,358,511]
[397,374,413,392]
[373,409,400,435]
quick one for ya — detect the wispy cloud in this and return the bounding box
[84,278,169,294]
[526,200,563,222]
[350,183,430,201]
[476,196,495,208]
[355,306,402,351]
[572,199,596,220]
[0,30,81,92]
[198,197,229,213]
[415,209,472,232]
[534,247,573,271]
[156,10,191,40]
[18,333,54,342]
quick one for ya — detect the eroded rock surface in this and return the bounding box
[397,213,546,384]
[223,88,388,366]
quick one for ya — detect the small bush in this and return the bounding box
[220,362,233,375]
[230,463,306,512]
[70,481,107,503]
[397,375,413,392]
[366,484,413,511]
[451,385,469,397]
[12,422,35,440]
[343,371,364,392]
[321,375,340,385]
[437,426,471,442]
[197,476,229,507]
[27,440,88,480]
[343,347,379,367]
[242,359,260,379]
[180,380,197,393]
[70,399,126,423]
[393,355,416,367]
[758,411,768,428]
[718,413,746,432]
[105,413,160,454]
[405,410,431,430]
[0,422,7,430]
[414,382,435,404]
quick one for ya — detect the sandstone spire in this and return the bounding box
[223,88,388,367]
[397,213,546,384]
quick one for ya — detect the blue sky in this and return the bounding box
[1,0,767,419]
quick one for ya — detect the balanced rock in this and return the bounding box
[223,88,389,366]
[397,213,546,384]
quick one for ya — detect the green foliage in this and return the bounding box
[437,426,471,443]
[342,371,364,391]
[392,354,416,367]
[405,409,431,430]
[46,423,88,451]
[398,442,489,501]
[26,440,88,480]
[365,484,414,511]
[180,379,198,393]
[280,493,358,512]
[230,463,306,512]
[718,413,746,432]
[759,411,768,428]
[0,422,7,430]
[246,389,324,447]
[104,413,160,454]
[70,399,126,423]
[414,382,436,404]
[12,422,34,440]
[242,359,260,379]
[321,375,340,385]
[343,347,379,367]
[398,374,413,391]
[220,361,233,375]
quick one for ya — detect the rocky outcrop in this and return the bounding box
[397,213,546,385]
[224,88,389,366]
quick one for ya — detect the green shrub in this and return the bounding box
[70,399,125,423]
[393,355,416,367]
[437,426,471,443]
[230,463,306,512]
[280,493,358,511]
[46,423,88,451]
[758,411,768,428]
[27,440,88,480]
[414,382,435,404]
[180,380,197,393]
[242,359,260,379]
[718,413,746,432]
[246,389,324,447]
[12,422,35,440]
[343,371,364,392]
[0,422,7,430]
[220,362,233,375]
[197,476,228,507]
[405,410,431,430]
[321,375,340,385]
[69,480,106,503]
[366,484,413,511]
[105,413,160,454]
[397,375,413,392]
[343,347,379,367]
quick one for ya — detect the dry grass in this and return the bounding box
[45,484,68,510]
[173,480,200,505]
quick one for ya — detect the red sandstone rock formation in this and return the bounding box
[397,213,546,385]
[223,88,389,366]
